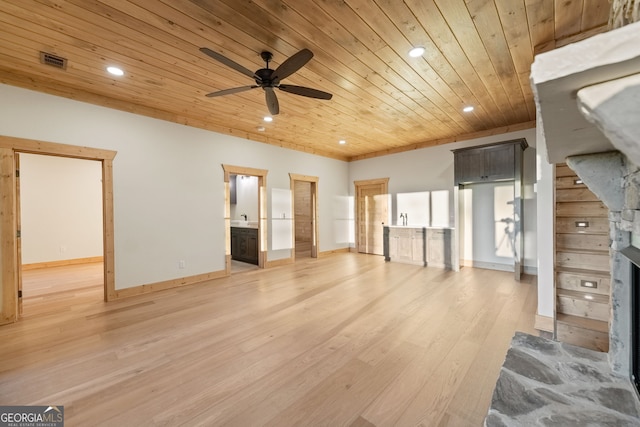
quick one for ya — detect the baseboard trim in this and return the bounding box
[319,248,350,257]
[265,257,294,268]
[114,269,228,300]
[461,259,538,275]
[461,259,513,272]
[535,314,555,333]
[22,256,104,271]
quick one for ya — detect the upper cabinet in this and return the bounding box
[452,139,528,185]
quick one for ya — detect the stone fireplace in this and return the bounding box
[485,153,640,426]
[485,17,640,426]
[532,18,640,380]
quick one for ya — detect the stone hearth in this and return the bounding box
[485,332,640,426]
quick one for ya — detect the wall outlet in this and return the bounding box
[59,245,67,254]
[178,260,186,269]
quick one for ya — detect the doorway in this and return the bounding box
[19,153,104,316]
[290,173,319,259]
[230,174,259,271]
[355,178,389,255]
[0,135,116,325]
[222,164,268,274]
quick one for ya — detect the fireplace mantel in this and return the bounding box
[531,20,640,164]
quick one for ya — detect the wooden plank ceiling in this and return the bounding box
[0,0,610,161]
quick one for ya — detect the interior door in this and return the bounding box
[15,153,22,315]
[290,174,319,260]
[310,181,317,258]
[356,179,388,255]
[294,180,313,258]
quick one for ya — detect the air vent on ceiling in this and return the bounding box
[39,52,67,69]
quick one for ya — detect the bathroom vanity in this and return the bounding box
[230,221,259,265]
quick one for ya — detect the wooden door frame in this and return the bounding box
[15,153,22,316]
[354,178,389,254]
[0,135,117,325]
[290,173,319,259]
[222,164,268,273]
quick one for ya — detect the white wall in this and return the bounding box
[535,115,555,320]
[460,181,516,270]
[20,154,103,264]
[349,128,538,271]
[230,175,259,221]
[0,84,350,290]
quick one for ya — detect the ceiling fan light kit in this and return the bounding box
[200,47,333,115]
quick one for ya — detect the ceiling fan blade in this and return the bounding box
[272,49,313,83]
[264,87,279,115]
[278,85,333,100]
[200,47,259,80]
[205,85,257,97]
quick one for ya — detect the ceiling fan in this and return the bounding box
[200,47,332,115]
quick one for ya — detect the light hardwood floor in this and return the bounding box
[230,260,260,274]
[2,254,538,426]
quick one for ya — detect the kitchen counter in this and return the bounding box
[383,225,457,270]
[230,220,258,229]
[385,225,454,229]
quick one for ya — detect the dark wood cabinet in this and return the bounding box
[453,139,526,185]
[454,149,485,184]
[483,143,515,180]
[231,227,258,264]
[453,138,528,280]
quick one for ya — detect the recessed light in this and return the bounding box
[339,140,346,145]
[257,126,266,132]
[463,106,474,112]
[263,116,273,122]
[408,46,425,58]
[107,66,124,76]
